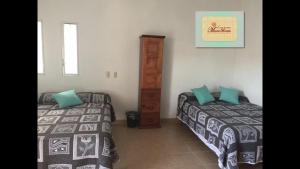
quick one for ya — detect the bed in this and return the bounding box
[177,92,262,169]
[38,92,119,169]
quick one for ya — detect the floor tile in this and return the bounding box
[112,119,262,169]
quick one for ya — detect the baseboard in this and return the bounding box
[112,120,126,125]
[113,118,177,125]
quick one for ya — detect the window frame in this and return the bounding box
[62,22,79,76]
[38,20,45,75]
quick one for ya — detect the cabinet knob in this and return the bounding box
[142,104,154,110]
[147,118,154,123]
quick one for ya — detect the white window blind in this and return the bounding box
[38,21,44,74]
[63,23,78,75]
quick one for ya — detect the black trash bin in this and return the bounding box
[126,111,138,128]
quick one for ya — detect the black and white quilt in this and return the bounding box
[177,92,262,169]
[38,92,118,169]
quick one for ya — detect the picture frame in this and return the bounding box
[195,11,244,47]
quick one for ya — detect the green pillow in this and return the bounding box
[219,86,239,104]
[52,90,83,108]
[191,85,215,105]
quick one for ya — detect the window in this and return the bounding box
[38,21,44,74]
[63,23,78,75]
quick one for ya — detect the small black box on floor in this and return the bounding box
[126,111,138,128]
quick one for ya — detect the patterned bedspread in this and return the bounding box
[177,92,262,169]
[37,92,118,169]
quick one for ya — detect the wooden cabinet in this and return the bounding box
[138,35,165,128]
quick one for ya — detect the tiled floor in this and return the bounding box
[112,119,262,169]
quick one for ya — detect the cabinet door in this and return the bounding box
[139,112,160,128]
[140,37,163,89]
[141,89,161,113]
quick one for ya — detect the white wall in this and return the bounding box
[38,0,262,120]
[232,0,263,106]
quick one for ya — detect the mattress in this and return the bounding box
[177,92,262,169]
[37,92,118,169]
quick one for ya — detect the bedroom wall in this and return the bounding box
[38,0,262,120]
[232,0,263,106]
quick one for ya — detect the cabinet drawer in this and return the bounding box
[141,100,160,112]
[141,89,161,101]
[140,113,160,127]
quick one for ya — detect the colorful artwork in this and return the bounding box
[195,11,244,47]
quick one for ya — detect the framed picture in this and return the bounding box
[195,11,244,47]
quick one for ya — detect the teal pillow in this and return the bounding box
[52,90,83,108]
[191,85,215,105]
[219,86,240,104]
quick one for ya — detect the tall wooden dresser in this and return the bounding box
[138,35,165,128]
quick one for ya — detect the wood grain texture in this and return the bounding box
[139,35,165,128]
